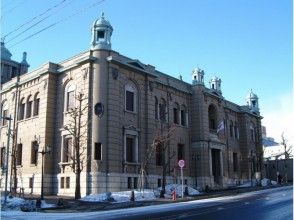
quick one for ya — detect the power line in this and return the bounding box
[8,0,106,48]
[3,0,68,39]
[5,0,76,43]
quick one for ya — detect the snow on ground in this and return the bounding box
[81,189,156,202]
[1,196,56,211]
[154,184,201,198]
[82,184,200,202]
[1,196,26,210]
[238,178,278,188]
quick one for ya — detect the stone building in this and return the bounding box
[0,13,263,196]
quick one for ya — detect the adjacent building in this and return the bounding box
[0,13,263,196]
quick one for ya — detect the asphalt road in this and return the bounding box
[1,186,293,220]
[86,185,293,220]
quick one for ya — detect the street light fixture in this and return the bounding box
[35,144,51,200]
[1,115,13,205]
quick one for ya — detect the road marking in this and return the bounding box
[245,202,250,205]
[265,197,270,200]
[217,207,224,210]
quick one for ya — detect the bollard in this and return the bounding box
[171,190,176,201]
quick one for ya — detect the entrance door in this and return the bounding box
[211,149,221,184]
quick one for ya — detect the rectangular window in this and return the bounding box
[234,126,238,139]
[180,110,186,126]
[31,141,38,165]
[157,179,162,187]
[16,144,22,166]
[127,177,132,189]
[134,177,138,189]
[156,143,163,166]
[233,153,238,172]
[230,125,233,137]
[18,103,25,120]
[97,30,105,39]
[126,136,135,162]
[173,108,178,124]
[94,143,102,160]
[29,177,33,188]
[60,177,65,189]
[63,138,72,162]
[66,177,70,188]
[184,179,188,185]
[2,110,8,126]
[26,101,32,118]
[67,91,75,111]
[33,98,40,116]
[177,144,184,161]
[0,147,5,168]
[126,91,134,112]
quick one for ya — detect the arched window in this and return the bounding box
[26,95,33,118]
[18,98,25,120]
[125,82,137,112]
[155,96,159,119]
[180,105,187,126]
[159,98,166,122]
[173,102,179,124]
[208,104,217,131]
[1,100,8,126]
[33,92,40,116]
[65,83,75,111]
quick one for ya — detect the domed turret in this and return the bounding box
[246,89,259,113]
[1,42,12,61]
[192,68,204,85]
[209,76,222,94]
[91,12,113,50]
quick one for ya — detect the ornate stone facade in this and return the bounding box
[0,14,262,196]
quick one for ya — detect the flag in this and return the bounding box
[217,120,225,134]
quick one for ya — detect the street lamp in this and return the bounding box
[35,144,51,200]
[1,115,13,205]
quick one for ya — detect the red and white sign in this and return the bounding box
[178,159,185,168]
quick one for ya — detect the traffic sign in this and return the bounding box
[178,159,185,168]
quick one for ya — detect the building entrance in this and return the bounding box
[211,149,221,184]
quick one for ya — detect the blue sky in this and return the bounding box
[1,0,293,143]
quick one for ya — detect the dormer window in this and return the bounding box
[97,31,105,39]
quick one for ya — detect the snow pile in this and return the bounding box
[41,200,56,208]
[81,190,156,202]
[155,184,200,197]
[238,179,278,188]
[1,196,26,210]
[261,178,277,186]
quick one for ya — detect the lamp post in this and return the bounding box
[36,145,51,200]
[1,115,12,204]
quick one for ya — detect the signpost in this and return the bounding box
[178,159,185,198]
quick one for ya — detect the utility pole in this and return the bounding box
[2,115,12,204]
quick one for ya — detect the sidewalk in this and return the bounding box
[21,183,293,213]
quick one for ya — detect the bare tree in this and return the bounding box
[281,133,292,159]
[63,93,88,199]
[138,123,176,197]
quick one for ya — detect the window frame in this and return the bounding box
[124,129,139,163]
[125,83,137,113]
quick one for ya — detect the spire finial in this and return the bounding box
[101,12,104,19]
